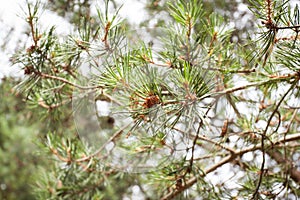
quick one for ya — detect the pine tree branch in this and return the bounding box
[160,133,300,200]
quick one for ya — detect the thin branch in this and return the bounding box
[38,98,71,109]
[203,73,298,99]
[237,133,300,154]
[276,24,300,30]
[102,21,111,49]
[27,5,39,47]
[252,82,294,199]
[206,67,256,74]
[188,102,215,172]
[38,72,102,90]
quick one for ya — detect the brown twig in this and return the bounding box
[37,72,102,90]
[267,150,300,183]
[203,72,298,99]
[38,98,71,110]
[206,67,256,74]
[265,0,273,25]
[252,82,294,199]
[102,21,111,49]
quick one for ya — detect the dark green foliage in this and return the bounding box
[0,78,43,200]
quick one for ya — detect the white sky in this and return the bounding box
[0,0,26,79]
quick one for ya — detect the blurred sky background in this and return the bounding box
[0,0,25,79]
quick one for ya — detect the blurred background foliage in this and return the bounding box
[0,77,44,200]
